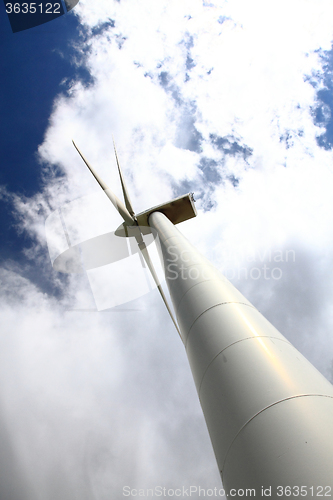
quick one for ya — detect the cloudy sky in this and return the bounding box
[2,0,333,498]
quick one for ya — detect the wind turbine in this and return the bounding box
[68,141,333,496]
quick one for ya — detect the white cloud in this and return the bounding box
[0,267,221,498]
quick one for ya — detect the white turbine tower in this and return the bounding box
[59,141,333,497]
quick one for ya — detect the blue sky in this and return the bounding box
[0,3,80,259]
[2,0,333,498]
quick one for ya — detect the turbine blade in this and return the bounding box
[131,226,182,340]
[112,137,135,216]
[73,140,180,338]
[72,140,135,226]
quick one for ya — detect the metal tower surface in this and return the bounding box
[149,211,333,495]
[51,142,333,498]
